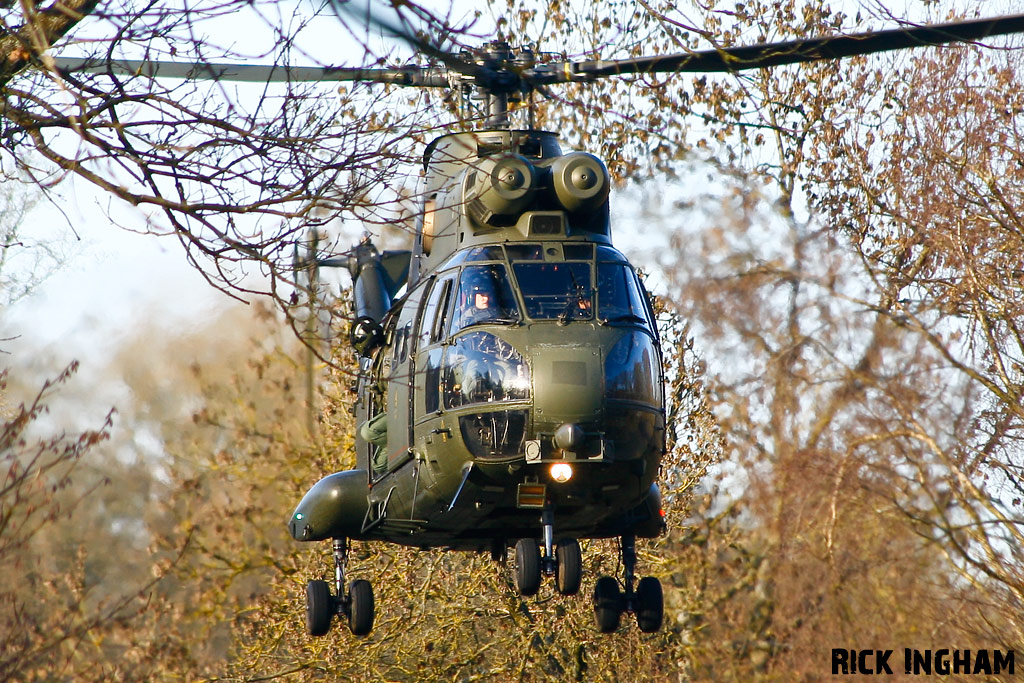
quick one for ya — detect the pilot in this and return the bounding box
[460,272,502,328]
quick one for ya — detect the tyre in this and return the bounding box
[306,579,333,637]
[635,576,664,633]
[593,576,623,633]
[555,539,582,595]
[348,579,375,636]
[514,538,542,596]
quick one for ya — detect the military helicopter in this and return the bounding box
[282,8,1024,639]
[54,7,1024,637]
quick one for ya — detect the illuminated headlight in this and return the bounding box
[549,463,574,483]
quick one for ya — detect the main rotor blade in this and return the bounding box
[329,0,485,81]
[566,13,1024,79]
[51,57,449,86]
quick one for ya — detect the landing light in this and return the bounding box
[549,463,573,483]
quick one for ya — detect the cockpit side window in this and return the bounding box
[597,263,655,329]
[432,279,454,343]
[419,274,455,348]
[450,264,520,332]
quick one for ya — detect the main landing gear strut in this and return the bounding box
[306,538,376,637]
[593,533,663,633]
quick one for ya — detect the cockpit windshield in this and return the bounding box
[512,262,593,320]
[442,331,530,409]
[450,264,520,332]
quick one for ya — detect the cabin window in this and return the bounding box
[512,262,593,320]
[450,264,520,332]
[400,324,413,362]
[423,348,443,414]
[441,332,530,409]
[392,324,406,363]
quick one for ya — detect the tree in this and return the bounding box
[1,0,442,309]
[0,180,71,308]
[0,363,151,681]
[807,29,1024,648]
[642,0,1024,674]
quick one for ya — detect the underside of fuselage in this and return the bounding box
[363,479,665,552]
[355,451,666,550]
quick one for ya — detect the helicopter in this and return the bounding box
[51,7,1024,638]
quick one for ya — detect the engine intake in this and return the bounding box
[550,152,609,213]
[464,153,537,227]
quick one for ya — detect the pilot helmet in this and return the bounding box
[463,269,498,308]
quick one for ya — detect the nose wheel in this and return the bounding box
[513,537,583,596]
[513,506,583,596]
[592,534,664,633]
[305,538,376,637]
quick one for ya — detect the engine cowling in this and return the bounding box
[550,152,610,213]
[464,153,537,226]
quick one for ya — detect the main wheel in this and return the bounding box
[636,576,664,633]
[348,579,375,636]
[514,538,542,596]
[593,576,623,633]
[555,539,582,595]
[306,579,334,637]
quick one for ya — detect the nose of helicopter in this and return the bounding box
[530,344,603,425]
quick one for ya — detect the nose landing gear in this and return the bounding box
[592,534,664,633]
[305,538,376,637]
[513,536,583,596]
[513,506,583,596]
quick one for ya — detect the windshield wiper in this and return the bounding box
[558,292,591,325]
[468,315,520,326]
[558,268,591,325]
[601,313,647,325]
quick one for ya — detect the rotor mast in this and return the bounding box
[457,41,537,129]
